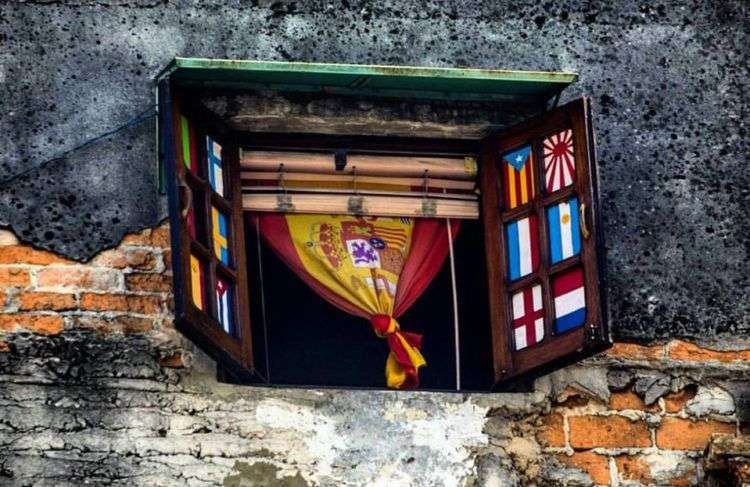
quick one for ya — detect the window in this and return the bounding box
[158,60,609,391]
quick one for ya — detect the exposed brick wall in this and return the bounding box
[0,223,177,352]
[0,223,747,485]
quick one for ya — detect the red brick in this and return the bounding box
[0,245,72,265]
[557,451,610,485]
[0,340,9,352]
[663,385,698,413]
[92,248,158,271]
[71,315,153,334]
[656,417,735,450]
[150,226,171,248]
[0,268,31,287]
[537,413,566,448]
[125,273,172,293]
[36,267,119,290]
[121,224,170,248]
[609,390,659,412]
[159,351,186,368]
[605,342,665,361]
[79,293,162,314]
[0,314,64,335]
[569,415,651,449]
[668,340,750,362]
[615,455,653,484]
[0,289,5,307]
[18,292,77,311]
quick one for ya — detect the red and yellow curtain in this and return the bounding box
[253,214,458,389]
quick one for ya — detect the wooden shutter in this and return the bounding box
[159,80,256,379]
[479,98,610,385]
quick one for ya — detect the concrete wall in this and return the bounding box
[0,1,748,485]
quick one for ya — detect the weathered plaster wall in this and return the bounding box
[1,0,747,341]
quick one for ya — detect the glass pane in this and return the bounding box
[189,254,206,311]
[505,214,540,281]
[211,206,231,266]
[543,129,576,193]
[215,276,234,335]
[552,267,586,333]
[185,185,207,245]
[511,284,544,350]
[500,145,535,210]
[546,196,581,264]
[180,115,199,176]
[206,136,224,197]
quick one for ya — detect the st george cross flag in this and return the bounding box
[552,267,586,333]
[543,129,576,193]
[212,207,230,265]
[206,137,224,197]
[501,145,535,209]
[215,278,233,334]
[506,215,540,280]
[512,284,544,350]
[547,197,581,264]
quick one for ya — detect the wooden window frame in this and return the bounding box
[480,98,609,386]
[161,84,609,390]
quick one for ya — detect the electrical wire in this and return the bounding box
[0,105,157,187]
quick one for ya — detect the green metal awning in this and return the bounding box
[156,57,577,103]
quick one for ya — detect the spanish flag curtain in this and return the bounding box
[252,213,459,389]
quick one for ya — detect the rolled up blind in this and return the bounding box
[240,150,479,219]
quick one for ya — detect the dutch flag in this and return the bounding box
[552,267,586,333]
[547,197,581,264]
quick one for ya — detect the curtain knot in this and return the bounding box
[370,314,398,337]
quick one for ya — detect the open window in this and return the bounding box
[158,59,609,391]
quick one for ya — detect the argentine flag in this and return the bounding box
[547,197,581,264]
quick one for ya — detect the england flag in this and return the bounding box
[512,284,544,350]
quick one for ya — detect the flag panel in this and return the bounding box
[215,277,234,335]
[543,129,576,193]
[506,214,540,281]
[547,196,581,264]
[211,207,230,265]
[552,267,586,333]
[512,284,544,350]
[189,254,205,311]
[206,136,224,196]
[180,115,199,176]
[501,145,535,210]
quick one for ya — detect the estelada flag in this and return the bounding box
[502,145,535,209]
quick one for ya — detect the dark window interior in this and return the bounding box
[245,217,494,391]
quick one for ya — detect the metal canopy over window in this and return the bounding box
[156,57,577,103]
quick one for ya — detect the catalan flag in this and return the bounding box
[501,145,535,209]
[212,207,230,265]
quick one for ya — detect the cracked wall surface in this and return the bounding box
[0,0,747,341]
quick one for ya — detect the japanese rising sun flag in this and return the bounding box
[512,284,544,350]
[207,137,224,196]
[543,129,576,193]
[506,215,540,281]
[552,267,586,333]
[547,197,581,264]
[502,145,536,209]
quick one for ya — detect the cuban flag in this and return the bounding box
[512,284,544,350]
[553,267,586,333]
[212,208,230,265]
[547,197,581,264]
[207,136,224,197]
[506,215,539,281]
[501,145,535,210]
[216,278,233,334]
